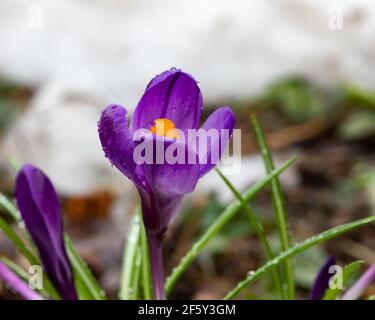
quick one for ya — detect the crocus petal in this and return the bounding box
[196,106,236,177]
[144,137,200,196]
[98,104,146,188]
[138,136,200,234]
[131,69,202,132]
[0,261,43,300]
[15,165,77,300]
[145,68,177,90]
[341,263,375,300]
[310,256,336,300]
[138,188,182,237]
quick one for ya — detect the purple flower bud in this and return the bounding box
[310,256,336,300]
[15,164,77,300]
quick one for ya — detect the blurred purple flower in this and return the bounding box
[342,263,375,300]
[15,164,77,300]
[311,257,375,300]
[310,256,336,300]
[0,261,43,300]
[98,68,236,299]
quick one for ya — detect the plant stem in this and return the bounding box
[147,233,166,300]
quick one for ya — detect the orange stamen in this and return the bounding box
[150,118,179,139]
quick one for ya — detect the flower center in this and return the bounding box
[150,118,179,139]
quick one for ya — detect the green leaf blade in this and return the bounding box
[0,256,51,298]
[65,236,105,300]
[0,216,60,299]
[215,168,285,299]
[140,220,153,300]
[165,156,297,296]
[251,115,295,299]
[0,193,21,221]
[119,207,142,300]
[224,215,375,300]
[323,260,365,300]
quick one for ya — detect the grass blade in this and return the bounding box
[0,216,60,299]
[0,193,20,221]
[140,220,153,300]
[165,156,297,296]
[0,216,38,265]
[119,207,142,300]
[0,194,38,256]
[224,215,375,300]
[251,115,295,299]
[0,256,50,298]
[65,236,105,300]
[131,251,142,299]
[0,256,30,281]
[215,168,285,299]
[74,274,94,300]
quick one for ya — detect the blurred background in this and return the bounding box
[0,0,374,299]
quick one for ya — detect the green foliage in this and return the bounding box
[165,156,297,296]
[140,222,153,300]
[215,168,284,299]
[119,209,143,300]
[344,85,375,109]
[224,216,375,299]
[0,193,20,221]
[65,236,105,300]
[119,208,152,300]
[338,110,375,140]
[0,215,60,299]
[251,115,295,299]
[261,78,329,122]
[0,192,102,300]
[323,260,365,300]
[294,247,327,289]
[0,216,37,265]
[0,256,50,298]
[0,100,373,301]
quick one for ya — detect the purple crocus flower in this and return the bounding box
[310,256,336,300]
[0,261,43,300]
[15,164,77,300]
[98,68,236,299]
